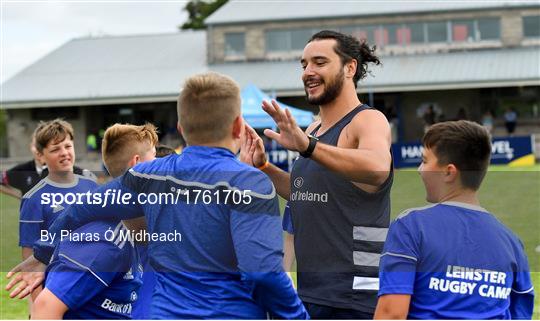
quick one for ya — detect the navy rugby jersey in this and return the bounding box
[45,221,142,319]
[35,146,308,319]
[19,175,98,247]
[379,202,534,319]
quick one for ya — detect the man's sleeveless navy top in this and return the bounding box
[290,104,393,313]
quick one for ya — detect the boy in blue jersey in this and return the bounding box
[31,123,158,319]
[374,120,534,319]
[9,73,308,319]
[19,119,98,260]
[17,120,98,316]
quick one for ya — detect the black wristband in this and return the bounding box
[299,135,319,158]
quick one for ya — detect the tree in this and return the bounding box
[180,0,228,30]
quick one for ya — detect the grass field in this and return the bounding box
[0,165,538,319]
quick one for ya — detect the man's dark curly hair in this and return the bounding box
[308,30,381,88]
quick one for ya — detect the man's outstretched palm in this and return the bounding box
[262,100,308,153]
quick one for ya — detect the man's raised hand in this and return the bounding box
[262,100,308,152]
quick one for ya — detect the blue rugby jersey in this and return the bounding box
[35,146,308,319]
[19,175,98,247]
[45,221,142,319]
[379,202,534,319]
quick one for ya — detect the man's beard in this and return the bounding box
[304,69,345,106]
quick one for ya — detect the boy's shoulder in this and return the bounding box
[394,202,521,243]
[23,175,97,198]
[396,202,493,221]
[395,203,441,221]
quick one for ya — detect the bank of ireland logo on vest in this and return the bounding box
[291,176,328,203]
[294,177,304,189]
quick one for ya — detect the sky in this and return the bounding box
[1,1,189,83]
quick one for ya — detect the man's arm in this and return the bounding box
[31,288,68,319]
[262,100,391,187]
[259,164,291,199]
[374,294,410,319]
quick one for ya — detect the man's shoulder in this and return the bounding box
[350,107,388,128]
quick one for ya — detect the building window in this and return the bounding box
[409,23,425,43]
[266,30,288,52]
[291,28,314,50]
[523,15,540,38]
[266,28,314,53]
[385,24,400,45]
[224,32,245,58]
[426,21,448,43]
[477,18,500,40]
[451,19,475,42]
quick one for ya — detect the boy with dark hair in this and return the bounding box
[374,120,534,319]
[31,123,158,319]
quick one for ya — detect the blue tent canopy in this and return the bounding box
[241,84,314,128]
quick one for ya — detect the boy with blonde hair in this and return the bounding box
[375,120,534,319]
[31,123,158,319]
